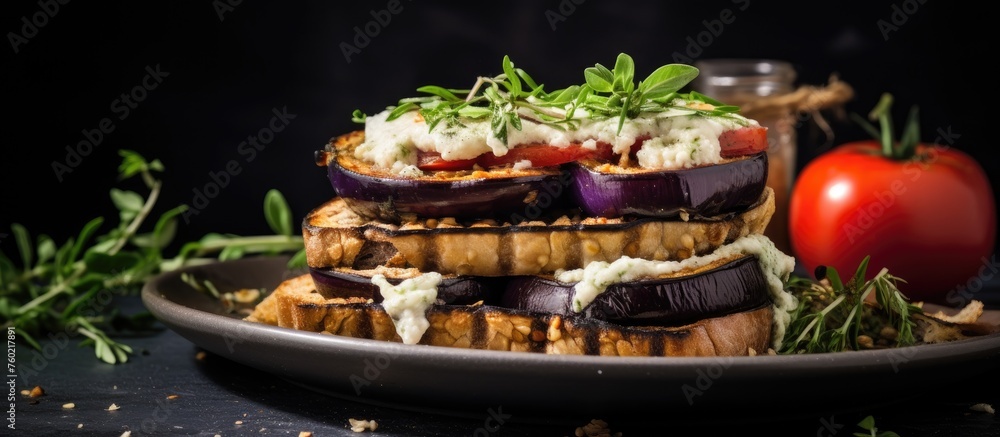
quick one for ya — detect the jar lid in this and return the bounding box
[692,59,797,97]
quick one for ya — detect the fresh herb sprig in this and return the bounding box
[780,256,923,354]
[0,150,306,364]
[354,53,747,145]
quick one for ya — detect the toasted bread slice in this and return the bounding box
[246,273,773,357]
[303,186,775,276]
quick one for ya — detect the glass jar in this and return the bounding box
[691,59,798,255]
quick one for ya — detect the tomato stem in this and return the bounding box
[851,92,921,161]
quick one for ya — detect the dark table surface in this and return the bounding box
[13,292,1000,437]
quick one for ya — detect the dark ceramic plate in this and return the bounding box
[141,256,1000,423]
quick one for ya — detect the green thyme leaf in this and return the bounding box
[12,223,31,268]
[501,55,521,96]
[639,64,699,99]
[416,85,462,102]
[264,189,293,237]
[585,63,614,92]
[612,53,635,93]
[351,109,367,124]
[386,102,420,121]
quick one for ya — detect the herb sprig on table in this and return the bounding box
[352,52,748,145]
[780,256,923,354]
[0,150,306,364]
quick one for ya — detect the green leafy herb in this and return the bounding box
[781,256,923,354]
[853,415,901,437]
[353,53,748,145]
[850,92,920,160]
[1,150,306,364]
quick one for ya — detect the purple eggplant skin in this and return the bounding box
[323,150,574,223]
[500,256,769,327]
[568,152,768,218]
[309,267,506,305]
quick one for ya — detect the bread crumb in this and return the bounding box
[971,403,995,414]
[29,386,45,397]
[574,419,621,437]
[235,420,244,425]
[748,347,757,356]
[19,389,30,396]
[77,424,83,429]
[196,351,207,360]
[120,432,132,437]
[167,394,180,400]
[348,418,378,432]
[930,300,984,324]
[62,403,75,409]
[299,432,314,437]
[107,403,121,411]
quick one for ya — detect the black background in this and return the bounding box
[2,0,997,258]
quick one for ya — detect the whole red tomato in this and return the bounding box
[789,139,996,304]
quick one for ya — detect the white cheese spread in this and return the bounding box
[554,234,797,350]
[371,272,442,345]
[355,99,756,175]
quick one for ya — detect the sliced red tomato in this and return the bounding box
[476,144,598,168]
[718,126,769,158]
[417,144,600,171]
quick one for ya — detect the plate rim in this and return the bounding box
[141,256,1000,415]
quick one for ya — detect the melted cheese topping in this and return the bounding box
[355,100,756,175]
[555,234,797,350]
[372,272,442,345]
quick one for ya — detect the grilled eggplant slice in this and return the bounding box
[302,186,775,276]
[319,131,573,223]
[502,255,768,327]
[247,274,773,357]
